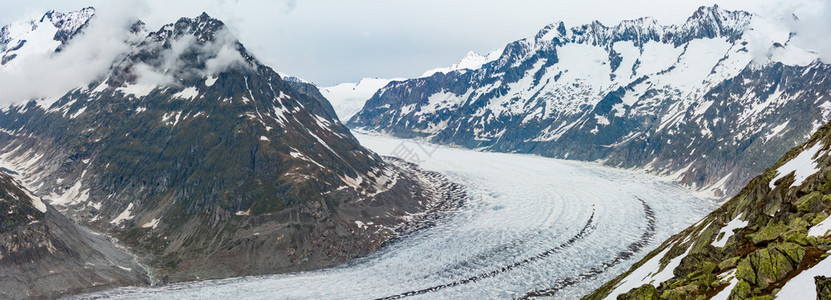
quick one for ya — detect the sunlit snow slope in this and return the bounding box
[79,133,716,299]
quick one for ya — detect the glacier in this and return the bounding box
[76,133,717,299]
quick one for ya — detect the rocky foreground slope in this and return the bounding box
[0,8,457,292]
[583,120,831,299]
[350,5,831,198]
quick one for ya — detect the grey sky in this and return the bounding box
[0,0,804,85]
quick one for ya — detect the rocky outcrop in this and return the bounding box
[584,121,831,299]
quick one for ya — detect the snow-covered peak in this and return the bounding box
[278,72,312,84]
[40,7,95,41]
[321,77,404,120]
[422,48,502,77]
[670,5,752,45]
[0,7,95,66]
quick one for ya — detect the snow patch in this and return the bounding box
[140,218,160,229]
[712,217,748,247]
[769,142,827,189]
[172,86,199,100]
[110,203,134,225]
[775,256,831,299]
[117,83,156,98]
[808,216,831,237]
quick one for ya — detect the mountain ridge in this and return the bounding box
[349,5,827,198]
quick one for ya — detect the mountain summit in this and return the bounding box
[0,9,458,289]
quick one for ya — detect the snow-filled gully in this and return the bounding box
[79,133,717,299]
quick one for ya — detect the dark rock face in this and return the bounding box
[0,171,148,300]
[349,5,830,198]
[0,10,446,287]
[583,122,831,299]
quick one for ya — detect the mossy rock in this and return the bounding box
[674,247,721,278]
[728,280,753,300]
[783,230,809,246]
[684,262,717,280]
[788,217,810,232]
[718,256,741,271]
[750,221,789,245]
[809,213,828,226]
[736,242,805,290]
[660,284,699,300]
[795,192,824,212]
[617,284,660,300]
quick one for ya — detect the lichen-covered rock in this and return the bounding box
[751,222,789,245]
[660,284,699,300]
[617,284,661,300]
[736,242,805,289]
[816,276,831,300]
[783,218,810,245]
[674,247,720,278]
[809,213,829,226]
[789,217,811,232]
[718,256,741,271]
[728,280,753,300]
[783,230,809,246]
[795,192,824,213]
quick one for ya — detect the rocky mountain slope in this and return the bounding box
[350,5,830,198]
[582,120,831,299]
[0,8,454,287]
[0,169,149,299]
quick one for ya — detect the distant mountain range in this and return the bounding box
[349,5,831,198]
[0,8,457,297]
[316,50,502,122]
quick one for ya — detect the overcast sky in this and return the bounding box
[0,0,809,86]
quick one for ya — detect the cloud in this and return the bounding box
[0,3,254,105]
[129,25,251,87]
[0,2,146,107]
[787,0,831,63]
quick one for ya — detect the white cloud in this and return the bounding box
[0,2,146,107]
[787,0,831,63]
[129,26,251,87]
[0,2,256,106]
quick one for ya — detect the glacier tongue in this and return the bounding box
[77,133,716,299]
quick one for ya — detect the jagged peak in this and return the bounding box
[38,7,95,28]
[507,5,755,64]
[149,12,230,45]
